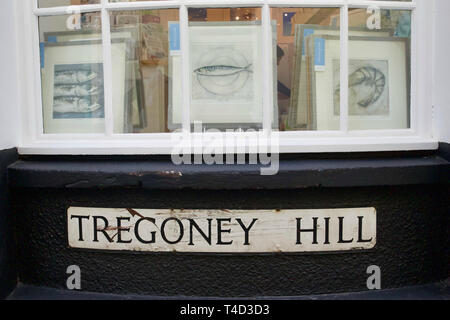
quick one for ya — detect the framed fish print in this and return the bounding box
[43,29,147,132]
[169,21,277,131]
[41,40,129,133]
[304,35,409,131]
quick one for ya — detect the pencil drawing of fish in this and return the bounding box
[54,70,98,85]
[54,85,100,97]
[54,97,101,114]
[194,64,253,77]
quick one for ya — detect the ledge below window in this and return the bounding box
[8,150,449,190]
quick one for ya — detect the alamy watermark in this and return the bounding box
[366,265,381,290]
[170,122,280,175]
[66,265,81,290]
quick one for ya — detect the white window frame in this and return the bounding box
[15,0,437,155]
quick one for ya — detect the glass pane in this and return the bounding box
[347,9,411,130]
[110,9,179,133]
[38,0,100,8]
[39,13,104,134]
[186,8,263,131]
[272,8,341,131]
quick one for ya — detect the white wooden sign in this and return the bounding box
[67,207,376,253]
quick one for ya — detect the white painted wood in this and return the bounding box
[18,136,437,154]
[340,3,349,133]
[0,0,21,149]
[262,4,273,133]
[180,4,191,134]
[101,0,113,136]
[67,207,376,253]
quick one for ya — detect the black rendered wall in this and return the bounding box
[11,184,449,297]
[0,148,17,298]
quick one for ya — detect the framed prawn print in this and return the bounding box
[287,24,392,130]
[169,21,278,131]
[305,35,409,131]
[41,40,129,134]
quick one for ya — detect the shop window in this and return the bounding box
[19,0,436,154]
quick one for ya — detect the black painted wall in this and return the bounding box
[7,146,450,297]
[11,184,449,297]
[0,148,17,298]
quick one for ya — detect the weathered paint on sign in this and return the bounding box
[67,207,376,253]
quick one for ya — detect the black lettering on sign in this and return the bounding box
[134,217,156,244]
[338,217,354,243]
[216,218,233,245]
[116,217,132,244]
[93,216,113,243]
[188,219,212,246]
[296,217,318,244]
[70,215,90,241]
[236,218,258,245]
[358,216,373,243]
[161,218,184,244]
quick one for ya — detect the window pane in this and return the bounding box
[39,13,105,134]
[38,0,100,8]
[186,8,263,131]
[272,8,341,131]
[347,9,411,130]
[110,9,179,133]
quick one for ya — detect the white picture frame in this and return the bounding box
[288,25,392,130]
[41,40,128,134]
[306,35,409,131]
[169,21,266,130]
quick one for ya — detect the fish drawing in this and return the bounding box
[54,70,98,85]
[194,64,253,77]
[53,97,101,114]
[54,85,100,97]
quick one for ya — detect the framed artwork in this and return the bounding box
[305,35,410,131]
[44,28,147,132]
[169,21,278,131]
[41,40,129,133]
[288,24,392,130]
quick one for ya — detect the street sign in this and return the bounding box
[68,207,376,253]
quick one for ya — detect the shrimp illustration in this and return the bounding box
[335,66,386,108]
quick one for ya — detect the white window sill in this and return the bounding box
[18,136,438,155]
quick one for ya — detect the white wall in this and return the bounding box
[0,0,20,150]
[433,0,450,143]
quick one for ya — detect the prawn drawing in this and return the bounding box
[335,65,387,108]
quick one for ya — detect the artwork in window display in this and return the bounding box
[52,63,104,119]
[41,41,129,134]
[169,21,277,130]
[80,13,102,30]
[303,35,409,131]
[116,14,140,26]
[192,46,254,100]
[333,60,390,116]
[141,20,167,63]
[44,28,148,132]
[287,24,392,130]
